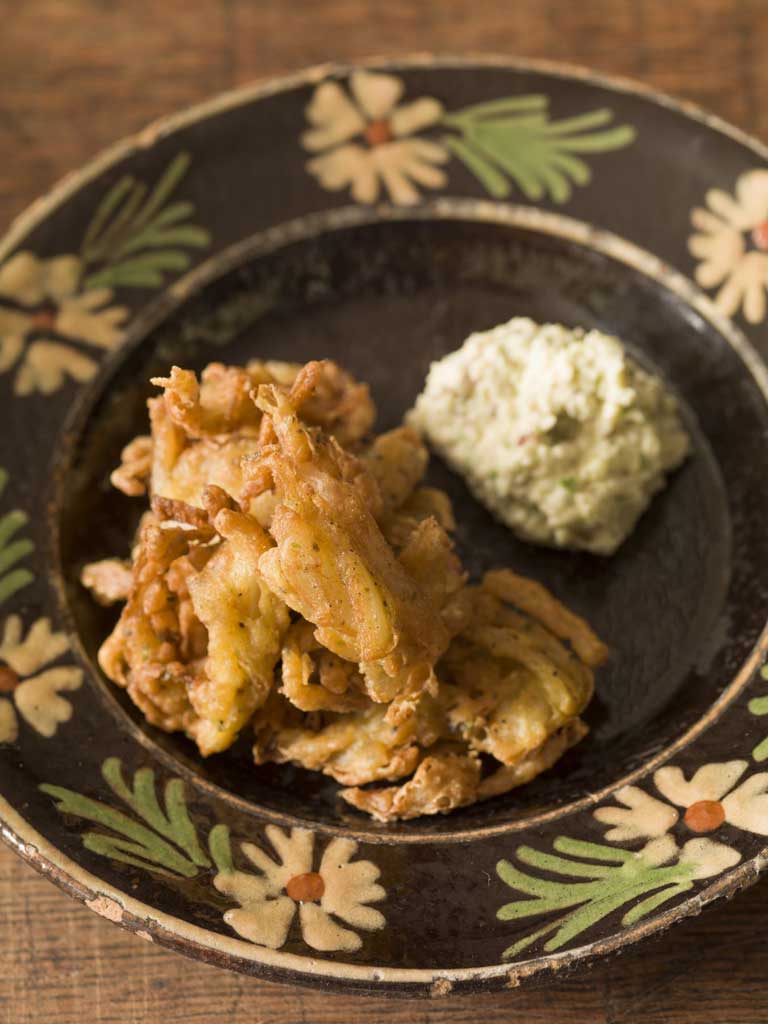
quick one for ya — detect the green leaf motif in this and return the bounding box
[496,837,693,958]
[748,664,768,761]
[0,468,34,607]
[40,757,210,879]
[80,152,211,292]
[209,823,234,874]
[442,96,636,203]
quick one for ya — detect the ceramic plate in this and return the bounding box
[2,57,768,998]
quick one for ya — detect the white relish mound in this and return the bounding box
[409,318,690,555]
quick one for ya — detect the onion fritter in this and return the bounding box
[246,363,450,712]
[363,426,428,514]
[97,516,212,746]
[340,745,482,821]
[97,504,289,756]
[256,693,446,786]
[116,359,375,513]
[341,723,588,821]
[80,558,133,606]
[279,620,369,714]
[111,435,152,497]
[86,355,607,821]
[482,569,609,668]
[439,581,594,767]
[186,508,291,754]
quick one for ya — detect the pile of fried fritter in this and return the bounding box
[82,358,607,821]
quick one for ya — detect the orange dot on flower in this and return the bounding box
[285,871,325,903]
[30,308,57,331]
[684,799,725,833]
[0,666,19,692]
[752,222,768,251]
[364,119,393,146]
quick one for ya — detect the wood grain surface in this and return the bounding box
[1,1,766,1021]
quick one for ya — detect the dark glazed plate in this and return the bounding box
[2,57,768,996]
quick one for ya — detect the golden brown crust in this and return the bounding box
[96,508,287,756]
[363,426,428,515]
[80,558,133,606]
[477,719,588,800]
[260,696,445,786]
[380,486,456,549]
[90,356,607,819]
[150,363,264,440]
[438,586,594,767]
[248,366,449,710]
[483,568,609,667]
[292,358,375,446]
[97,518,208,741]
[279,620,369,713]
[111,435,152,496]
[340,746,482,822]
[185,508,290,754]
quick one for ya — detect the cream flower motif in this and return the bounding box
[595,785,679,842]
[688,170,768,323]
[638,832,741,880]
[302,70,448,206]
[0,251,128,395]
[0,615,82,743]
[15,341,98,396]
[214,825,385,952]
[594,759,768,880]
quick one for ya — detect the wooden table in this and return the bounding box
[1,2,766,1021]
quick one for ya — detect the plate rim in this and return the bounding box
[3,51,768,266]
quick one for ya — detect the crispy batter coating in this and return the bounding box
[398,517,467,622]
[380,486,456,549]
[146,367,266,515]
[257,693,446,786]
[186,508,290,754]
[97,517,210,743]
[363,426,428,514]
[287,358,375,446]
[438,583,594,767]
[279,620,368,713]
[483,569,609,668]
[97,505,288,756]
[477,719,588,800]
[80,558,133,606]
[340,745,482,821]
[365,514,469,722]
[150,409,263,513]
[340,721,588,821]
[151,364,264,440]
[247,363,448,711]
[89,356,607,820]
[401,487,456,532]
[145,359,376,516]
[111,435,152,496]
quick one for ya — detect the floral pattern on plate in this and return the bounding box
[41,758,387,954]
[0,467,82,744]
[594,760,768,849]
[0,252,127,395]
[0,153,210,396]
[211,825,385,952]
[0,615,82,743]
[749,664,768,760]
[0,468,33,607]
[301,71,637,206]
[688,169,768,324]
[303,70,449,206]
[494,755,768,959]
